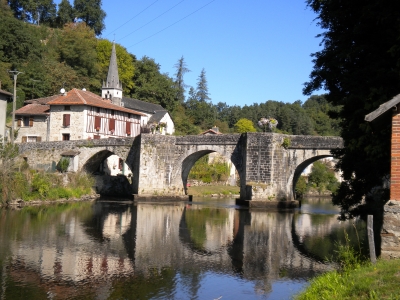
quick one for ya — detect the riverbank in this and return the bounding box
[187,185,240,197]
[3,193,99,208]
[295,258,400,299]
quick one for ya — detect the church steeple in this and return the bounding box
[102,42,123,106]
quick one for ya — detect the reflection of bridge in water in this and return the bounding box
[4,200,363,296]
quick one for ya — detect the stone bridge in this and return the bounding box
[18,133,343,201]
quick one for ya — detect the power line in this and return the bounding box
[104,0,160,38]
[118,0,185,42]
[125,0,217,49]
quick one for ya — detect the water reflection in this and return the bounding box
[0,198,367,299]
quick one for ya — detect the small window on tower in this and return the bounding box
[64,105,70,111]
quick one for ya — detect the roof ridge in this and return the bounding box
[74,88,87,104]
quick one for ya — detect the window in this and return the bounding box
[109,118,115,133]
[94,116,101,131]
[22,116,33,127]
[111,110,115,116]
[63,114,70,127]
[119,158,123,170]
[94,135,100,140]
[64,105,70,111]
[21,136,41,143]
[96,107,100,113]
[62,134,70,141]
[126,121,131,135]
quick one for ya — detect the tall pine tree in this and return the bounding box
[173,56,190,104]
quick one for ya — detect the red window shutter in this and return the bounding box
[94,116,101,130]
[126,121,131,134]
[17,118,21,127]
[109,119,115,131]
[22,136,27,143]
[94,135,100,140]
[63,114,70,127]
[29,117,33,127]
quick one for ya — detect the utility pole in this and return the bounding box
[8,70,23,144]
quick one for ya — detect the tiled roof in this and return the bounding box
[15,104,50,115]
[122,97,166,114]
[46,89,146,116]
[148,111,168,123]
[0,89,12,96]
[25,95,59,105]
[200,129,222,135]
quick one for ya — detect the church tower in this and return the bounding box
[102,42,123,106]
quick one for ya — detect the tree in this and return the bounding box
[196,68,210,102]
[131,56,178,112]
[304,0,400,218]
[173,56,190,104]
[308,161,339,195]
[73,0,105,35]
[234,118,256,133]
[7,0,56,25]
[57,22,100,90]
[56,0,74,27]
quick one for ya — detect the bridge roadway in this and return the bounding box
[18,132,343,201]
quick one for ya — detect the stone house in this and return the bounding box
[14,89,146,143]
[0,87,12,141]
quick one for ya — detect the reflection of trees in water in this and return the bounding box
[0,200,370,299]
[182,207,230,251]
[292,212,368,263]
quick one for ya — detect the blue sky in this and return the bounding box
[57,1,324,107]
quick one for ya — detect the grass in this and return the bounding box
[296,259,400,300]
[187,185,240,197]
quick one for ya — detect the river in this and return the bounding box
[0,197,367,299]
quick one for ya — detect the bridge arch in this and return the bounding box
[290,154,333,199]
[176,145,243,195]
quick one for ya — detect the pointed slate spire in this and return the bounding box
[102,42,122,106]
[107,42,120,88]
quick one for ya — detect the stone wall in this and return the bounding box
[49,105,87,141]
[15,115,48,143]
[18,133,343,200]
[381,200,400,258]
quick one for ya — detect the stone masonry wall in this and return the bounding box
[381,200,400,259]
[245,133,343,201]
[15,115,48,143]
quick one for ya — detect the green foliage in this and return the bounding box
[73,0,106,36]
[56,0,74,27]
[234,118,256,133]
[188,155,230,183]
[173,56,190,104]
[296,258,400,300]
[295,176,308,198]
[304,0,400,218]
[281,137,291,149]
[56,157,70,173]
[308,161,339,194]
[130,56,179,112]
[31,172,51,198]
[195,68,210,102]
